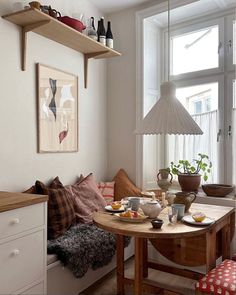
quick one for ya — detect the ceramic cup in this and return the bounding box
[171,204,185,220]
[128,197,140,211]
[29,1,41,9]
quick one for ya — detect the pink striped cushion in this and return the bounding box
[97,181,115,205]
[66,173,106,224]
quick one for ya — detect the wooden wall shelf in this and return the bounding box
[2,8,121,88]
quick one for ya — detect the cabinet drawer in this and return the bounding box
[0,203,45,240]
[0,230,45,294]
[21,281,44,295]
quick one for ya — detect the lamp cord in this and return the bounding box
[168,0,170,82]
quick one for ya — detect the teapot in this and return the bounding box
[173,191,196,212]
[140,199,162,219]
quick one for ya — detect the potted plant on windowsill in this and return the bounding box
[170,153,212,192]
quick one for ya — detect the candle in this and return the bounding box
[161,192,166,206]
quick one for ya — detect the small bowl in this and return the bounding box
[151,218,164,229]
[111,202,122,210]
[202,184,234,197]
[192,212,206,222]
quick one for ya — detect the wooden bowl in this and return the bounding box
[202,184,234,197]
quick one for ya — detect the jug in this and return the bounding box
[48,6,61,18]
[157,168,173,192]
[173,191,196,212]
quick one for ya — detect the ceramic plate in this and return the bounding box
[105,205,125,213]
[182,215,215,226]
[114,213,148,223]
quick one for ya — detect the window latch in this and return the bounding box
[227,40,232,54]
[217,129,221,142]
[228,125,232,137]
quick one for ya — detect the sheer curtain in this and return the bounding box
[167,110,218,183]
[233,109,236,185]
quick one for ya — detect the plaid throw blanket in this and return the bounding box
[47,224,130,278]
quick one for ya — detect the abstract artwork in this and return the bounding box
[37,64,78,153]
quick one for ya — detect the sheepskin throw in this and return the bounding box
[47,224,130,278]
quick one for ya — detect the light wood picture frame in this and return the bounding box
[37,64,78,153]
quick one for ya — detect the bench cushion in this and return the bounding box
[196,259,236,294]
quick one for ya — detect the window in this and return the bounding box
[140,7,235,188]
[167,82,219,183]
[233,79,236,183]
[167,15,235,184]
[233,21,236,65]
[172,25,219,75]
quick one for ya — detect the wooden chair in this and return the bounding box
[195,259,236,295]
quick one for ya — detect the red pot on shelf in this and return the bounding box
[58,16,86,32]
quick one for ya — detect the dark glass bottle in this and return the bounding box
[106,21,113,49]
[88,17,98,41]
[99,17,106,46]
[91,17,95,30]
[97,20,101,41]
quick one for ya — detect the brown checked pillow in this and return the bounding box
[113,168,141,201]
[23,176,64,194]
[23,185,37,194]
[49,176,64,189]
[35,181,76,240]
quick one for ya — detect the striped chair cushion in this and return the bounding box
[196,259,236,295]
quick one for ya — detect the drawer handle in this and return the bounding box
[12,218,20,224]
[12,249,20,256]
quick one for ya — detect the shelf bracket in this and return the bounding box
[21,20,51,71]
[84,51,109,88]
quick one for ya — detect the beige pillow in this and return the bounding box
[113,169,141,201]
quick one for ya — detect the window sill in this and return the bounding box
[148,181,236,208]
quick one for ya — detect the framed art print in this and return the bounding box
[37,64,78,153]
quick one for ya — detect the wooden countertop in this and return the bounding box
[0,191,48,213]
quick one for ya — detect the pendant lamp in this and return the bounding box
[136,0,203,135]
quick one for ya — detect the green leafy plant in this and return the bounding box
[170,153,212,181]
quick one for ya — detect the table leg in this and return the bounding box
[117,234,125,295]
[135,237,144,295]
[206,229,216,273]
[142,238,148,278]
[222,218,230,260]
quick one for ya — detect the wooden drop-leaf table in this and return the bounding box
[93,203,235,295]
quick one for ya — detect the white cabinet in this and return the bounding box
[0,201,47,295]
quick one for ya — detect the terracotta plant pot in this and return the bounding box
[178,174,201,192]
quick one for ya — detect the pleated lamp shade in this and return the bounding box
[136,81,203,135]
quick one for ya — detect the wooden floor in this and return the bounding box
[80,258,196,295]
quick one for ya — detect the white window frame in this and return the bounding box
[172,75,224,182]
[164,17,225,81]
[226,14,236,71]
[226,73,235,184]
[135,0,199,188]
[136,1,235,188]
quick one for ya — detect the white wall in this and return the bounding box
[107,0,162,184]
[0,0,107,191]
